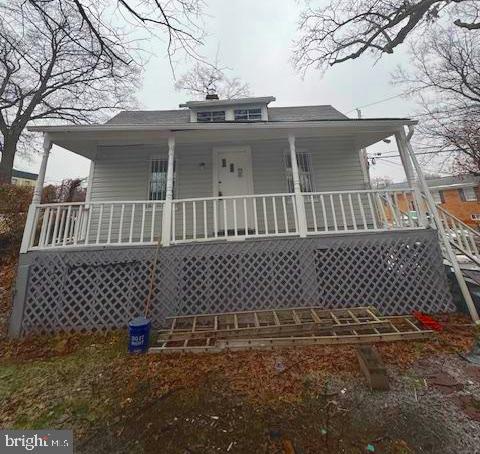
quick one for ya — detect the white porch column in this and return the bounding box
[84,160,95,204]
[161,135,175,246]
[32,134,52,204]
[395,130,428,227]
[288,134,307,237]
[404,126,479,323]
[20,134,52,253]
[356,109,371,188]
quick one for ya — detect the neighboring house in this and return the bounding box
[387,175,480,229]
[10,95,470,336]
[11,169,38,187]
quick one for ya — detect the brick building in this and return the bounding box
[388,175,480,229]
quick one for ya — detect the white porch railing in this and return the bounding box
[436,204,480,262]
[171,193,299,242]
[23,188,422,251]
[25,201,165,250]
[303,188,421,234]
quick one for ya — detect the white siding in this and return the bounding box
[90,137,366,202]
[87,137,368,238]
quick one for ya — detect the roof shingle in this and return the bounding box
[105,104,348,125]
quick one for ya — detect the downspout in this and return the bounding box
[406,126,479,323]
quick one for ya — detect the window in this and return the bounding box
[459,187,477,201]
[234,108,262,121]
[196,111,225,122]
[432,190,444,204]
[149,159,176,200]
[285,152,314,193]
[471,214,480,221]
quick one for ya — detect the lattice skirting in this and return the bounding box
[11,229,455,336]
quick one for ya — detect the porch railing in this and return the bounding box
[171,193,298,242]
[23,188,422,251]
[302,188,421,234]
[25,201,165,250]
[436,204,480,262]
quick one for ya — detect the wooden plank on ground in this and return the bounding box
[149,328,432,354]
[355,345,390,391]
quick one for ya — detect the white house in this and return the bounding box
[9,95,480,336]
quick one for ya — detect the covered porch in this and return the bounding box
[10,119,480,336]
[23,119,425,251]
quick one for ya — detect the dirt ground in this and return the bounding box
[1,258,480,453]
[0,322,479,453]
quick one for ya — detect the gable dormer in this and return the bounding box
[179,96,275,122]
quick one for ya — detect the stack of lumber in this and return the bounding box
[149,306,433,354]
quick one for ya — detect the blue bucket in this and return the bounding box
[128,316,151,353]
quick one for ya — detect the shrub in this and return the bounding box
[0,184,33,254]
[0,179,86,254]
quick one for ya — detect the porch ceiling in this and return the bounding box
[28,118,417,159]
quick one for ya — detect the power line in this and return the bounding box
[368,149,463,159]
[377,157,403,167]
[346,92,409,115]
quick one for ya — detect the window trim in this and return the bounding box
[284,150,315,193]
[439,190,445,204]
[460,187,477,202]
[196,110,226,122]
[147,156,177,201]
[471,214,480,221]
[432,190,444,204]
[234,107,262,121]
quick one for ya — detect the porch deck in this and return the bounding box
[23,187,422,251]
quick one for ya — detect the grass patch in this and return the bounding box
[0,332,129,434]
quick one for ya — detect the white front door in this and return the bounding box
[214,148,254,233]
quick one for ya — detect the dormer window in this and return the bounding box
[196,111,225,122]
[180,96,275,122]
[234,108,262,121]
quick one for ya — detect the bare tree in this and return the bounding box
[42,178,86,203]
[293,0,480,73]
[175,61,251,99]
[0,0,143,182]
[0,0,208,183]
[393,26,480,173]
[22,0,205,66]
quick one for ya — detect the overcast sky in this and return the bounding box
[16,0,435,185]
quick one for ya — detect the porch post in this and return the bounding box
[404,126,479,323]
[32,134,52,204]
[85,159,95,204]
[288,134,307,237]
[161,134,175,246]
[20,134,51,253]
[395,130,428,227]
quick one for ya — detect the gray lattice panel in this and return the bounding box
[14,229,455,336]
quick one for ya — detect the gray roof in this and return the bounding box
[268,105,347,121]
[106,104,348,125]
[107,109,190,125]
[12,169,38,180]
[390,174,480,189]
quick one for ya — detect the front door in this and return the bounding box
[215,148,254,233]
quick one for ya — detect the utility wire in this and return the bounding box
[368,149,462,159]
[376,158,403,167]
[346,92,409,115]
